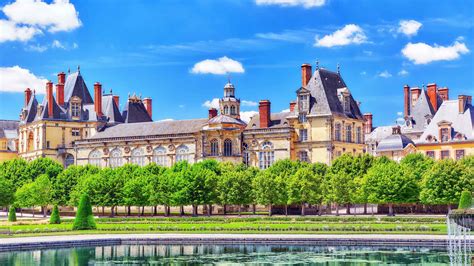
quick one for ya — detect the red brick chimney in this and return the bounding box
[301,63,312,87]
[94,82,103,116]
[208,108,218,119]
[363,113,373,134]
[259,100,271,128]
[57,72,66,84]
[427,83,438,112]
[24,88,31,107]
[403,85,410,117]
[289,101,296,112]
[411,87,421,107]
[458,95,471,113]
[46,81,54,118]
[113,95,120,108]
[56,72,65,106]
[143,97,152,118]
[438,87,449,101]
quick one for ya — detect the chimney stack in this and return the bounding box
[438,87,449,101]
[56,72,65,106]
[143,97,152,118]
[289,101,296,112]
[208,108,218,119]
[458,95,471,113]
[94,82,103,116]
[411,87,421,107]
[259,100,271,128]
[427,83,438,112]
[113,95,120,108]
[301,63,312,87]
[363,113,373,134]
[24,88,32,107]
[46,81,54,118]
[403,85,410,117]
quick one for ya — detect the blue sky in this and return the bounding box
[0,0,473,126]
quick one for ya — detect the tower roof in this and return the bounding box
[64,70,93,105]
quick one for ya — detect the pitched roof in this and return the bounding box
[208,115,246,126]
[22,95,38,123]
[365,125,393,143]
[376,133,414,152]
[122,99,153,123]
[38,95,67,120]
[403,89,434,133]
[246,111,291,129]
[102,94,124,124]
[0,120,19,139]
[417,99,474,144]
[87,118,208,140]
[64,71,93,105]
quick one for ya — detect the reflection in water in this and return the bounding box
[0,244,450,265]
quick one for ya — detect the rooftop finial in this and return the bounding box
[128,92,130,98]
[316,59,320,70]
[337,63,340,74]
[422,83,425,89]
[33,89,36,95]
[110,89,112,94]
[77,65,80,73]
[227,73,231,84]
[68,67,70,74]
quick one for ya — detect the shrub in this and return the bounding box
[8,207,16,222]
[458,191,472,209]
[72,194,96,230]
[50,205,61,224]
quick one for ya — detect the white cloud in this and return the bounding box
[396,111,403,116]
[401,41,470,64]
[240,111,258,123]
[191,56,244,75]
[314,24,367,48]
[255,0,325,8]
[360,71,367,75]
[202,98,220,109]
[0,19,40,42]
[242,100,257,107]
[52,39,65,49]
[2,0,81,33]
[158,118,174,122]
[398,69,409,76]
[378,70,392,78]
[72,42,78,49]
[26,43,48,52]
[281,108,290,113]
[0,66,48,93]
[398,20,422,37]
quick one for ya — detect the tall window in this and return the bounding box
[176,145,191,163]
[109,148,123,168]
[426,151,435,159]
[230,106,236,115]
[440,128,450,142]
[455,150,465,160]
[223,106,229,115]
[345,125,352,143]
[299,94,309,112]
[131,147,145,166]
[335,123,341,141]
[152,146,168,166]
[224,139,232,156]
[298,151,309,162]
[65,154,74,168]
[210,139,219,156]
[440,150,450,160]
[299,129,308,141]
[71,102,81,117]
[259,141,274,169]
[298,113,307,123]
[243,143,250,166]
[71,128,80,137]
[356,127,362,144]
[88,149,102,167]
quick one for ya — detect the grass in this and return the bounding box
[0,216,447,237]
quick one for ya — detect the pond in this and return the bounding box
[0,244,449,265]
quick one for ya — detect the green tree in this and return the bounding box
[8,206,16,222]
[50,205,61,224]
[218,169,253,215]
[123,174,151,216]
[14,182,36,216]
[287,167,324,215]
[363,160,418,216]
[184,164,217,216]
[33,174,53,217]
[266,159,301,215]
[0,158,31,191]
[252,170,278,216]
[26,157,62,182]
[53,165,99,205]
[72,194,96,230]
[420,159,472,210]
[458,191,472,210]
[0,176,14,208]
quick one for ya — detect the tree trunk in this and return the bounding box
[301,203,305,216]
[447,204,452,213]
[285,205,288,216]
[346,203,351,215]
[111,206,115,217]
[180,205,185,216]
[207,204,212,216]
[238,205,242,216]
[127,206,131,216]
[363,203,367,214]
[20,208,23,217]
[268,204,272,216]
[141,206,145,216]
[191,205,196,217]
[223,204,227,215]
[42,206,46,217]
[32,207,35,217]
[388,203,394,216]
[335,203,339,216]
[153,206,157,216]
[102,206,105,216]
[252,204,256,215]
[318,204,322,216]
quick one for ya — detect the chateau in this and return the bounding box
[17,63,367,168]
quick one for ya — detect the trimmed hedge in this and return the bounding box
[50,205,61,224]
[8,207,16,222]
[73,194,96,230]
[458,191,472,209]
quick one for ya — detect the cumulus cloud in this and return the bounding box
[0,66,48,93]
[378,70,392,78]
[0,19,40,42]
[242,100,257,107]
[2,0,81,33]
[398,69,409,76]
[26,43,48,52]
[202,98,220,109]
[191,56,244,75]
[398,20,422,37]
[240,111,258,123]
[401,41,469,64]
[51,39,65,49]
[314,24,367,47]
[281,108,290,113]
[255,0,325,8]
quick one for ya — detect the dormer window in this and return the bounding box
[298,94,309,113]
[71,102,80,117]
[440,128,450,142]
[298,113,307,123]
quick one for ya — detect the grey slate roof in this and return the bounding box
[403,89,434,133]
[122,100,152,123]
[0,120,19,138]
[64,71,93,105]
[376,133,414,152]
[22,95,38,123]
[246,112,291,129]
[87,118,208,140]
[417,99,474,144]
[303,69,363,119]
[365,125,394,144]
[102,94,124,124]
[38,95,67,120]
[208,115,246,126]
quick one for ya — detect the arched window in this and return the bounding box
[298,151,309,162]
[224,139,232,156]
[176,145,191,163]
[223,105,229,115]
[131,147,145,166]
[88,149,102,167]
[243,143,250,166]
[258,141,274,169]
[345,125,352,142]
[109,148,123,168]
[152,146,168,166]
[65,154,75,168]
[27,132,34,152]
[210,139,219,156]
[335,123,341,141]
[230,105,236,115]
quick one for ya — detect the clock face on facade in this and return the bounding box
[103,147,109,155]
[168,144,175,151]
[124,146,131,154]
[146,145,153,153]
[251,139,258,147]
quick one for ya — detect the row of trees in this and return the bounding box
[0,154,472,216]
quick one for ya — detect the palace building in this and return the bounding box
[17,63,367,168]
